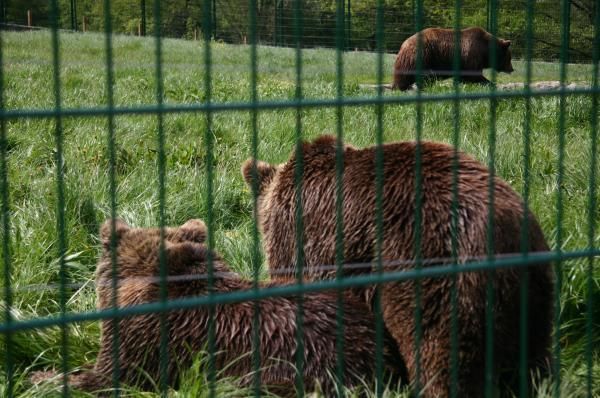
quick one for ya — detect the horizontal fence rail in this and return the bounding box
[0,0,598,397]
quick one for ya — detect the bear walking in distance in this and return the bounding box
[392,27,514,90]
[32,218,406,396]
[242,135,553,397]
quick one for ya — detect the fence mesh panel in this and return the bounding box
[0,0,599,397]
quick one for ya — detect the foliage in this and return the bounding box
[0,30,598,396]
[1,0,595,61]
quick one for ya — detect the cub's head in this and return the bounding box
[96,218,240,309]
[496,39,514,73]
[97,218,224,284]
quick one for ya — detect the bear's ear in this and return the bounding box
[172,219,207,244]
[500,39,511,47]
[100,219,130,248]
[310,134,338,147]
[241,159,277,195]
[304,134,356,154]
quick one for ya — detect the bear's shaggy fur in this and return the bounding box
[33,219,405,396]
[392,27,514,90]
[242,135,553,397]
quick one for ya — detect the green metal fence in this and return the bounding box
[0,0,599,397]
[0,0,596,61]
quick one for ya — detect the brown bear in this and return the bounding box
[242,135,553,398]
[392,27,514,90]
[32,218,406,396]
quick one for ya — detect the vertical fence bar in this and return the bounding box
[373,0,384,396]
[484,1,499,397]
[151,0,169,395]
[49,1,70,396]
[102,0,121,394]
[201,0,217,395]
[0,13,13,397]
[519,0,535,397]
[586,4,599,397]
[248,0,262,396]
[554,0,571,396]
[413,0,425,393]
[334,0,346,394]
[292,0,305,395]
[449,0,462,397]
[140,0,146,37]
[511,27,528,398]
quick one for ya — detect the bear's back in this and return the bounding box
[267,138,531,278]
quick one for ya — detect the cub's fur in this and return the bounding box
[242,135,553,397]
[33,219,405,396]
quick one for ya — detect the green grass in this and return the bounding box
[0,30,598,397]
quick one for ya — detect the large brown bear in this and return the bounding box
[392,27,514,90]
[32,219,405,396]
[242,135,553,398]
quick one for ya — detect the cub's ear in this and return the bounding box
[100,219,130,248]
[172,219,207,244]
[241,159,277,194]
[500,39,511,47]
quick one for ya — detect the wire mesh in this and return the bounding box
[0,1,595,62]
[0,0,598,398]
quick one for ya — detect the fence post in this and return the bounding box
[486,0,490,31]
[486,0,497,34]
[70,0,77,31]
[140,0,146,36]
[564,0,571,63]
[339,0,346,50]
[346,0,351,50]
[82,15,86,32]
[212,0,217,38]
[0,0,4,25]
[27,9,32,28]
[275,0,283,46]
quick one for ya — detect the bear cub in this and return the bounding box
[32,218,405,396]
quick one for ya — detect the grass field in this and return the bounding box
[0,30,599,397]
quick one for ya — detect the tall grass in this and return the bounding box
[0,30,598,396]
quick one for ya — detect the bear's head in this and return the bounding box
[99,219,208,270]
[241,159,279,199]
[497,39,514,73]
[99,218,208,250]
[96,218,228,304]
[241,135,349,201]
